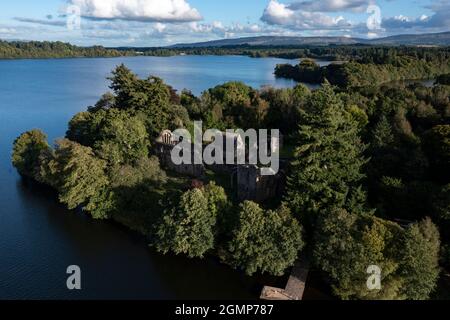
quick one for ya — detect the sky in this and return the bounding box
[0,0,449,47]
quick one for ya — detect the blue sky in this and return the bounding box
[0,0,448,46]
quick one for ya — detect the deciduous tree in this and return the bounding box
[154,189,216,258]
[12,129,50,179]
[228,201,303,276]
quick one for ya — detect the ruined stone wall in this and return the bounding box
[236,164,286,203]
[153,130,287,203]
[154,142,205,178]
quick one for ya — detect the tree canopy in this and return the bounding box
[285,84,367,226]
[314,209,440,300]
[228,201,304,276]
[0,40,133,59]
[154,188,217,258]
[12,129,50,179]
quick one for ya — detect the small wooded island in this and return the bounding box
[275,46,450,87]
[12,46,450,300]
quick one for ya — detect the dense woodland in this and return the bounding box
[116,45,341,59]
[276,47,450,87]
[2,38,449,63]
[0,41,133,59]
[12,47,450,300]
[122,45,450,61]
[1,40,335,59]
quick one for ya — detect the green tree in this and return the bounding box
[295,59,323,83]
[154,189,216,258]
[94,110,150,165]
[67,108,150,165]
[66,111,98,147]
[314,209,441,300]
[262,84,311,134]
[371,116,394,149]
[40,139,111,218]
[275,60,324,84]
[89,92,116,112]
[0,40,129,59]
[313,208,405,300]
[202,182,229,218]
[131,83,190,137]
[204,82,268,129]
[228,201,303,276]
[202,182,232,237]
[423,125,450,182]
[84,188,116,220]
[285,84,367,225]
[107,65,191,136]
[110,156,168,188]
[181,89,202,120]
[434,184,450,222]
[108,64,139,109]
[12,129,50,179]
[108,157,169,235]
[399,218,441,300]
[348,105,369,130]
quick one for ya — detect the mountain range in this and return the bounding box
[171,31,450,48]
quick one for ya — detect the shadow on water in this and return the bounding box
[7,178,282,300]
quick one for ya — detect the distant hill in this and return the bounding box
[171,36,365,48]
[369,32,450,46]
[171,32,450,48]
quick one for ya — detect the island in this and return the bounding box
[275,46,450,87]
[12,46,450,300]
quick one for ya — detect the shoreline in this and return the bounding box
[0,53,301,61]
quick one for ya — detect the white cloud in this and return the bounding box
[154,23,167,33]
[263,0,294,24]
[260,0,450,38]
[262,0,352,30]
[0,27,17,35]
[68,0,202,22]
[380,0,450,33]
[185,21,263,37]
[289,0,374,13]
[7,0,448,46]
[393,15,410,22]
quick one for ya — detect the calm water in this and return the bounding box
[0,55,300,300]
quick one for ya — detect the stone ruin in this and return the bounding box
[153,130,286,203]
[154,130,205,177]
[235,164,286,203]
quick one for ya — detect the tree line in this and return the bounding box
[3,39,449,63]
[276,47,450,88]
[0,40,135,59]
[126,45,450,62]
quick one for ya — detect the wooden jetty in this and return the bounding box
[260,258,310,301]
